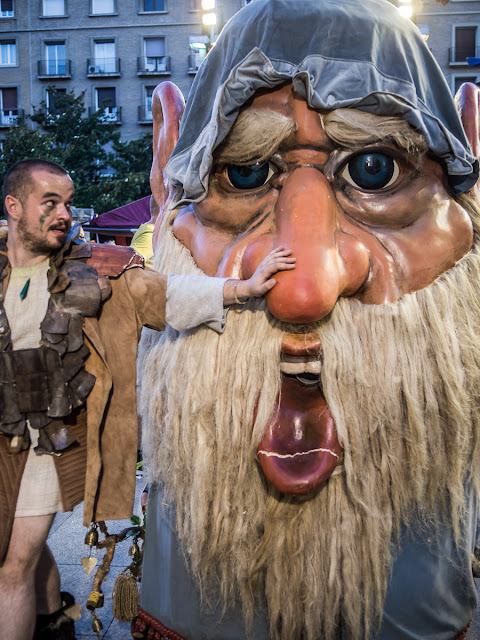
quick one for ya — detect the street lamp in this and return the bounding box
[396,0,415,21]
[201,0,217,47]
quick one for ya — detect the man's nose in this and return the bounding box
[57,204,71,220]
[243,168,370,324]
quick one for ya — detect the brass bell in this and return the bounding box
[84,526,99,547]
[91,613,103,632]
[128,542,140,557]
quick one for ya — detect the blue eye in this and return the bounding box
[341,153,399,190]
[226,161,273,190]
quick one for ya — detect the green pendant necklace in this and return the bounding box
[20,278,30,300]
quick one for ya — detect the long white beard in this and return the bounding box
[139,208,480,640]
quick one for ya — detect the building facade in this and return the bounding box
[0,0,248,141]
[1,0,480,143]
[414,0,480,94]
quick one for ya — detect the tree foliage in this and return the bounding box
[0,88,152,216]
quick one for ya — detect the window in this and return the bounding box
[454,75,478,95]
[42,0,66,16]
[0,0,13,17]
[93,40,116,73]
[189,35,207,70]
[0,40,16,65]
[91,0,115,14]
[0,87,18,125]
[145,85,154,118]
[96,87,118,121]
[144,37,166,71]
[191,0,200,9]
[417,24,429,41]
[46,87,66,113]
[143,0,164,11]
[454,26,477,62]
[45,42,66,74]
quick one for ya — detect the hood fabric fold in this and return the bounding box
[166,0,478,205]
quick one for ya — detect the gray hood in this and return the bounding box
[167,0,478,203]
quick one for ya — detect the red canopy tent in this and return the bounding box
[84,195,151,245]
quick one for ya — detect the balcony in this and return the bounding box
[37,59,72,78]
[89,106,122,124]
[137,55,170,75]
[449,47,479,65]
[0,108,24,127]
[188,53,201,74]
[138,105,153,123]
[87,58,120,76]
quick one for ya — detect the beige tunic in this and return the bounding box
[4,260,63,516]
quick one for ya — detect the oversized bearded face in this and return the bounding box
[139,81,480,638]
[170,82,474,495]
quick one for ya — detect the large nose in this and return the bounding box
[57,204,71,220]
[243,168,370,324]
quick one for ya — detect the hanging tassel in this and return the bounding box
[112,572,139,622]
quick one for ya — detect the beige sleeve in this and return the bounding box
[166,274,229,333]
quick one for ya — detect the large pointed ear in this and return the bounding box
[456,82,480,196]
[150,81,185,224]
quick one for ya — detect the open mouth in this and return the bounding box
[50,226,68,236]
[282,371,321,387]
[257,333,343,495]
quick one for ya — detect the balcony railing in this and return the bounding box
[449,47,479,64]
[87,58,120,75]
[89,106,122,123]
[0,108,24,127]
[138,105,153,122]
[38,59,72,77]
[137,55,170,74]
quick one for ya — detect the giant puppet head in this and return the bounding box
[140,0,480,637]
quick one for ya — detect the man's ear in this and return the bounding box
[4,195,21,220]
[150,82,185,235]
[456,82,480,158]
[456,82,480,196]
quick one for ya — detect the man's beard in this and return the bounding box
[139,206,480,640]
[17,213,69,255]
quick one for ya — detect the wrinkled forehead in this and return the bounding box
[166,0,478,206]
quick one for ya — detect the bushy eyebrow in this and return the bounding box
[214,106,428,167]
[215,108,296,165]
[323,109,428,154]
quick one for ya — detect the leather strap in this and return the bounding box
[88,243,144,277]
[0,434,28,564]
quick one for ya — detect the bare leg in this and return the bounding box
[35,544,62,615]
[0,514,55,640]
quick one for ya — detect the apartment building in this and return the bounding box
[1,0,479,143]
[0,0,247,140]
[414,0,480,94]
